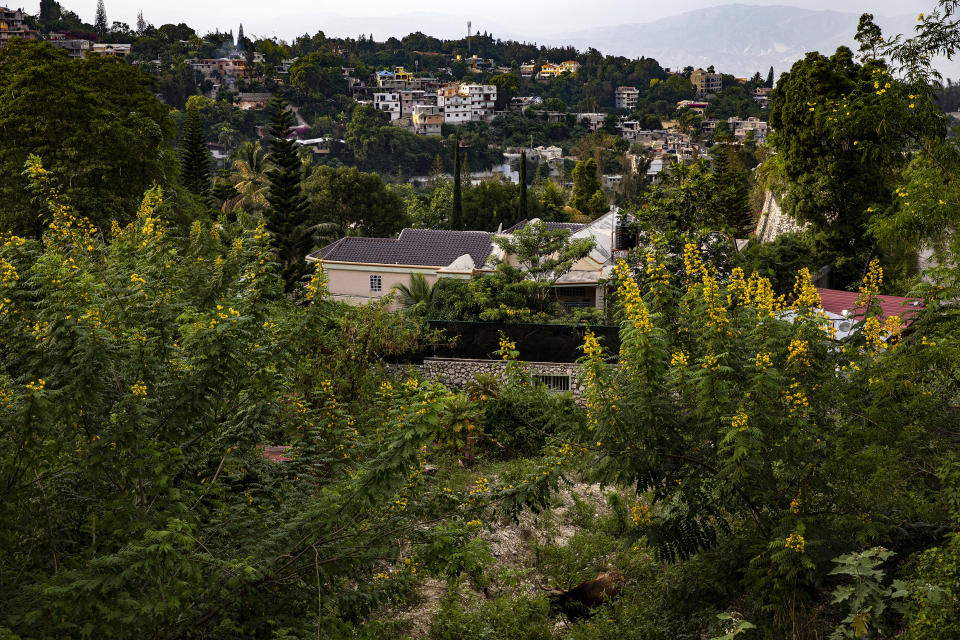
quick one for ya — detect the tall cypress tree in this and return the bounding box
[265,96,312,292]
[519,151,528,221]
[179,105,212,200]
[451,136,463,230]
[94,0,107,39]
[711,144,750,232]
[766,66,774,88]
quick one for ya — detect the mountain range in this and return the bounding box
[548,4,951,78]
[253,4,958,81]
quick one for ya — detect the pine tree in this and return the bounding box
[94,0,107,39]
[766,66,774,88]
[519,151,528,221]
[238,23,245,47]
[265,96,312,293]
[711,144,751,232]
[452,136,463,230]
[179,105,212,199]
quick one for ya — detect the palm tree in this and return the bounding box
[393,274,435,311]
[226,141,270,213]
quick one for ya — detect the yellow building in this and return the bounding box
[538,63,562,78]
[560,60,580,74]
[394,66,412,81]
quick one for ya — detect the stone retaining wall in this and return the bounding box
[388,358,587,402]
[755,190,808,243]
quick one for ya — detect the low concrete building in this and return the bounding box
[91,43,131,58]
[47,36,92,58]
[411,104,443,135]
[373,92,401,120]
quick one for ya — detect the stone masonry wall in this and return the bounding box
[387,357,587,402]
[755,190,808,243]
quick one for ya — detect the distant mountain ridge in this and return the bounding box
[547,4,954,79]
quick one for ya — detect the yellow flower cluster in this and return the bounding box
[682,242,707,285]
[130,273,146,285]
[785,532,805,553]
[498,333,517,360]
[863,315,903,355]
[729,268,784,321]
[727,267,750,306]
[731,410,749,433]
[787,339,809,367]
[466,519,482,528]
[0,258,19,286]
[305,262,328,302]
[131,381,148,398]
[785,382,809,413]
[790,497,801,515]
[792,268,822,309]
[1,234,26,248]
[671,351,689,367]
[30,321,49,341]
[755,352,773,370]
[701,273,730,334]
[644,249,670,297]
[26,379,46,392]
[855,258,883,309]
[702,353,719,371]
[632,499,653,526]
[581,331,603,430]
[470,477,489,495]
[614,259,652,333]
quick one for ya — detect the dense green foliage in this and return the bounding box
[303,165,406,237]
[0,41,174,236]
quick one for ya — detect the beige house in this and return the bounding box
[307,211,631,309]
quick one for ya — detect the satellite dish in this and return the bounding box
[837,321,852,333]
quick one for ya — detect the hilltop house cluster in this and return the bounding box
[347,66,498,134]
[0,5,130,57]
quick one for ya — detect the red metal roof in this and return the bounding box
[816,288,924,326]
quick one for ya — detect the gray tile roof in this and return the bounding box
[312,229,494,267]
[503,220,586,234]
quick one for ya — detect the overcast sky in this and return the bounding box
[42,0,938,41]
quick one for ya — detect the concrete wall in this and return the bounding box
[325,265,439,305]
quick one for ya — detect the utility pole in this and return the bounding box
[467,20,471,56]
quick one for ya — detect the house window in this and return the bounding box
[369,274,382,292]
[535,374,571,392]
[554,287,587,298]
